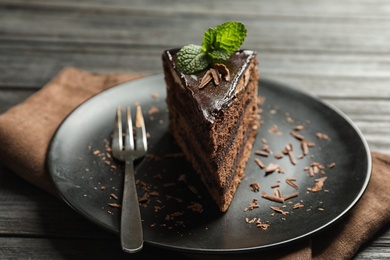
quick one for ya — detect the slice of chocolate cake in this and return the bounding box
[162,49,260,212]
[162,21,260,212]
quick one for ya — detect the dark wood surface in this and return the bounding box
[1,0,390,259]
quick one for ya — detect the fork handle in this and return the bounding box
[120,160,143,253]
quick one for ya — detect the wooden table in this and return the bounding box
[1,0,389,258]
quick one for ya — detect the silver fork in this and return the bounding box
[111,105,147,253]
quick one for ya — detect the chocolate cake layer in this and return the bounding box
[168,91,259,188]
[162,48,260,212]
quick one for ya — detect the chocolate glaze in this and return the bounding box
[163,48,257,123]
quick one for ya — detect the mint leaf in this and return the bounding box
[208,49,230,61]
[177,44,209,74]
[202,28,217,53]
[202,21,246,56]
[176,21,247,74]
[214,21,246,55]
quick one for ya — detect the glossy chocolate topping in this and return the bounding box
[163,48,257,123]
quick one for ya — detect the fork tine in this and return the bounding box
[124,106,134,152]
[135,105,147,153]
[112,107,123,159]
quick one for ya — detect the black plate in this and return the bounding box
[48,75,371,253]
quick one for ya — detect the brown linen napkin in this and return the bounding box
[0,67,389,259]
[0,67,145,195]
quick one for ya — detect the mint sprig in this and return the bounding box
[177,21,247,74]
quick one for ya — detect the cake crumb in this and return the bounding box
[250,183,260,192]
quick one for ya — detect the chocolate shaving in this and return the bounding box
[274,153,283,159]
[254,158,265,169]
[148,106,159,115]
[256,220,270,230]
[288,152,296,165]
[214,63,230,81]
[283,144,296,165]
[293,202,304,209]
[149,191,160,196]
[187,202,204,213]
[316,132,331,140]
[306,141,316,147]
[273,188,282,198]
[198,70,212,89]
[210,67,221,85]
[255,150,269,157]
[277,166,285,173]
[110,193,118,200]
[301,140,309,155]
[283,192,299,201]
[328,162,336,168]
[269,124,282,135]
[286,178,299,190]
[198,65,230,89]
[265,162,281,174]
[290,131,305,140]
[308,167,315,177]
[138,193,150,203]
[262,192,285,203]
[262,144,272,153]
[308,176,328,192]
[108,203,121,208]
[244,198,260,212]
[293,125,305,131]
[188,185,199,195]
[270,206,289,215]
[246,217,257,224]
[311,162,325,169]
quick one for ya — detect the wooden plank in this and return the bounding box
[355,245,390,259]
[2,0,390,18]
[1,40,390,99]
[0,89,36,113]
[1,2,390,54]
[0,166,115,238]
[0,237,181,260]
